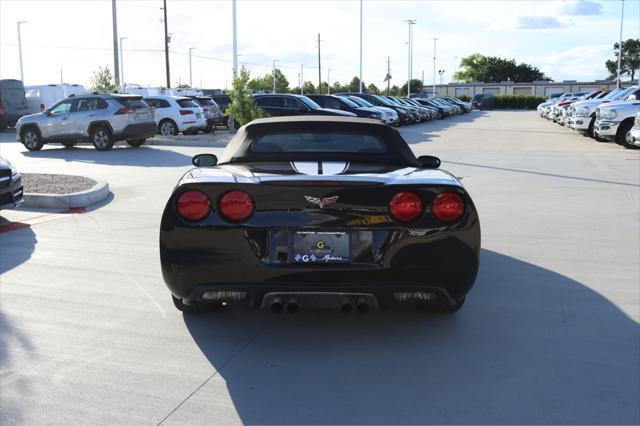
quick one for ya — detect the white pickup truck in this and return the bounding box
[594,95,640,149]
[568,86,640,138]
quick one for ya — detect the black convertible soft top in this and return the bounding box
[217,116,420,166]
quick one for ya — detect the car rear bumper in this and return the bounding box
[114,122,156,141]
[181,282,460,308]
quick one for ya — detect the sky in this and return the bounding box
[0,0,639,91]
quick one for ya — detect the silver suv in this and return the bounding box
[16,93,156,151]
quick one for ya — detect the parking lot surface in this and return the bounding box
[1,111,639,425]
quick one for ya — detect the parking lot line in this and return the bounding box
[0,207,85,234]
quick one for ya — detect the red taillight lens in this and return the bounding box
[432,192,465,223]
[179,109,193,115]
[218,190,254,222]
[115,107,134,115]
[389,192,423,222]
[176,191,210,222]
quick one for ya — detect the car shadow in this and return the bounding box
[21,145,193,168]
[180,249,639,425]
[400,110,488,144]
[0,224,37,274]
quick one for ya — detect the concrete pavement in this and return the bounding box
[1,111,638,424]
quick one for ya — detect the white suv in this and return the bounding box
[143,96,206,136]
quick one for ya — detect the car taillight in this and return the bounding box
[115,107,134,115]
[176,190,210,222]
[389,192,423,222]
[179,109,193,115]
[218,190,254,222]
[431,192,465,223]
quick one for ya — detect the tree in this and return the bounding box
[302,81,316,94]
[348,76,363,93]
[366,83,380,94]
[248,68,290,93]
[226,66,267,126]
[318,81,329,94]
[389,85,400,96]
[175,83,190,89]
[90,65,116,93]
[400,79,423,96]
[453,54,548,83]
[331,81,348,93]
[605,39,640,82]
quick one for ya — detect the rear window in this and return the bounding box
[177,99,199,108]
[251,132,388,154]
[116,98,148,109]
[196,98,215,105]
[1,88,26,106]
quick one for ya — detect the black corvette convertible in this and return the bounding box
[160,116,480,313]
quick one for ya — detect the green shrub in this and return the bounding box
[226,66,268,126]
[493,95,545,109]
[457,95,471,102]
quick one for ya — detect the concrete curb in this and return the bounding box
[145,138,225,148]
[23,178,110,210]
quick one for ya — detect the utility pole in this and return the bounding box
[404,20,416,98]
[17,21,26,83]
[272,60,278,93]
[317,33,322,92]
[60,68,63,84]
[438,69,445,85]
[387,56,391,95]
[111,0,119,86]
[119,37,127,92]
[189,47,195,87]
[327,69,331,94]
[431,37,439,97]
[359,0,363,93]
[163,0,171,88]
[301,64,305,94]
[232,0,238,77]
[616,0,625,88]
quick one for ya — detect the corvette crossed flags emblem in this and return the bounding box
[305,195,339,209]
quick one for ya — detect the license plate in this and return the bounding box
[196,113,202,118]
[291,231,350,264]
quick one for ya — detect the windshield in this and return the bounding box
[349,96,373,107]
[373,95,395,106]
[339,97,359,108]
[610,87,636,100]
[299,96,322,109]
[177,99,199,108]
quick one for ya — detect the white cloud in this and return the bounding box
[510,15,573,30]
[555,0,603,16]
[525,44,612,81]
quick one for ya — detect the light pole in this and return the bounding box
[454,56,458,81]
[431,37,439,97]
[112,0,120,86]
[359,0,363,93]
[438,69,445,85]
[300,64,305,94]
[404,20,416,98]
[272,59,278,93]
[232,0,238,77]
[189,47,196,88]
[327,69,331,94]
[119,37,127,91]
[17,21,27,82]
[616,0,625,88]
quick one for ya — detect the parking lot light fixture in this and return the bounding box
[119,37,127,91]
[272,59,278,93]
[616,0,625,88]
[17,21,27,83]
[189,47,196,88]
[404,20,416,97]
[431,37,439,98]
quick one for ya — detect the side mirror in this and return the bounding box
[417,155,441,169]
[192,154,217,167]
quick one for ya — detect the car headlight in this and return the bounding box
[575,106,590,116]
[371,112,381,119]
[601,109,617,120]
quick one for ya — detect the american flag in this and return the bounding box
[383,73,391,82]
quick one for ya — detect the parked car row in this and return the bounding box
[14,92,228,151]
[227,93,472,129]
[537,86,640,149]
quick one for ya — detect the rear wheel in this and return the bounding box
[90,126,114,151]
[127,138,146,147]
[21,127,44,151]
[61,141,76,148]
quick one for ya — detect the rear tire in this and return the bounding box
[61,141,76,148]
[21,127,44,151]
[90,126,114,151]
[127,138,146,147]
